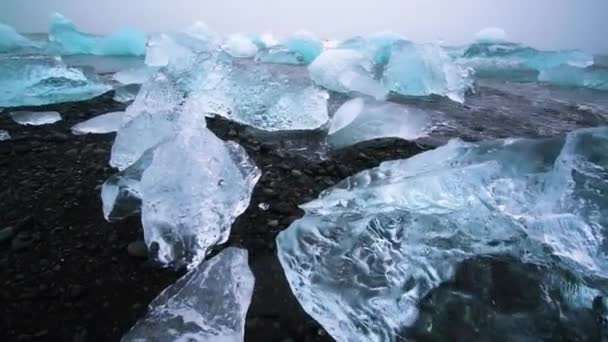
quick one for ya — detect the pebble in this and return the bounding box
[291,169,303,177]
[127,240,148,258]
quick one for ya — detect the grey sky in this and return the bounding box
[1,0,607,53]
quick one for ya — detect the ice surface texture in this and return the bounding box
[71,111,124,135]
[539,64,608,91]
[49,13,146,56]
[0,22,37,52]
[277,126,608,342]
[0,55,111,107]
[328,97,431,148]
[10,111,62,126]
[122,247,254,342]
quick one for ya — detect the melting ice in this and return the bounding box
[71,111,124,135]
[10,111,62,126]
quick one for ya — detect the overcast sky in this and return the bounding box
[1,0,606,53]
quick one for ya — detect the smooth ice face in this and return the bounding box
[475,27,508,43]
[223,33,259,58]
[539,65,608,91]
[328,97,431,148]
[0,55,111,107]
[0,22,37,52]
[277,127,608,342]
[184,60,329,131]
[122,247,254,342]
[10,111,62,126]
[71,111,124,135]
[49,13,146,56]
[309,49,388,100]
[0,130,10,141]
[383,41,472,103]
[140,118,260,267]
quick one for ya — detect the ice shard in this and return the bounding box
[383,41,472,103]
[0,130,10,141]
[122,247,254,342]
[328,97,431,148]
[277,126,608,342]
[539,64,608,91]
[308,49,388,100]
[140,115,260,267]
[0,54,111,107]
[71,111,124,135]
[49,12,146,56]
[223,33,259,58]
[0,22,37,52]
[184,59,329,131]
[10,111,62,126]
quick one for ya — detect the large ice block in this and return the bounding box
[277,126,608,342]
[308,49,388,100]
[184,59,329,131]
[49,13,146,56]
[122,247,254,342]
[10,111,62,126]
[328,97,431,148]
[383,41,472,103]
[475,27,508,43]
[0,54,111,107]
[71,111,124,135]
[539,64,608,91]
[0,22,37,52]
[140,115,260,267]
[339,31,406,66]
[256,30,322,65]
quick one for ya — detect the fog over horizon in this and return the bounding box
[1,0,607,54]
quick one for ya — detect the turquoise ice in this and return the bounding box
[0,22,37,52]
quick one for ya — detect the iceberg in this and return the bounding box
[140,115,260,267]
[71,111,124,135]
[0,54,111,107]
[122,247,254,342]
[256,30,322,65]
[0,130,10,141]
[328,97,431,148]
[308,49,388,100]
[475,27,508,43]
[277,126,608,342]
[383,41,472,103]
[0,22,37,52]
[184,59,330,132]
[223,33,259,58]
[49,13,146,56]
[539,64,608,91]
[10,111,62,126]
[339,31,407,66]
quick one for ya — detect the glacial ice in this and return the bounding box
[256,30,322,65]
[10,111,62,126]
[539,64,608,91]
[113,66,159,85]
[339,31,406,66]
[328,97,431,148]
[184,59,330,132]
[0,54,111,107]
[140,116,260,267]
[122,247,254,342]
[49,13,146,56]
[277,126,608,342]
[144,23,221,67]
[475,27,508,43]
[71,111,124,135]
[113,84,140,103]
[0,130,10,141]
[383,41,472,103]
[308,49,388,100]
[223,33,259,58]
[0,22,37,52]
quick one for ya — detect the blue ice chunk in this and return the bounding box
[0,22,37,52]
[223,33,259,58]
[383,41,473,103]
[122,248,254,342]
[0,55,111,107]
[49,13,146,56]
[539,65,608,91]
[339,31,407,66]
[277,126,608,342]
[256,30,322,65]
